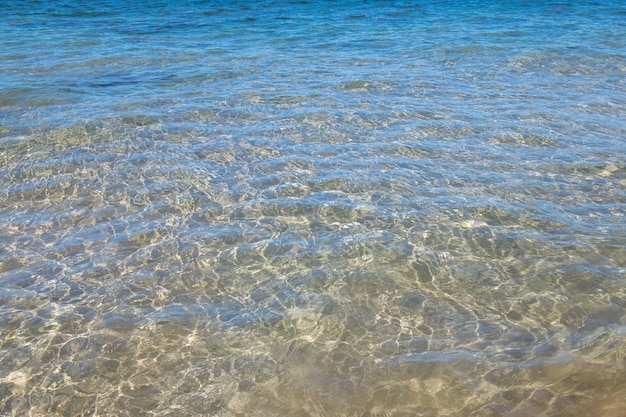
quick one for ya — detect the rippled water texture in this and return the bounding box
[1,1,626,416]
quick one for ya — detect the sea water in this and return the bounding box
[1,1,625,416]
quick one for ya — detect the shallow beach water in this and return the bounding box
[1,1,626,416]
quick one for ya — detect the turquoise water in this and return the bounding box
[1,1,626,416]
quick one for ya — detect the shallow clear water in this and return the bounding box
[1,1,626,416]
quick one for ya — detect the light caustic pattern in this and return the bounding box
[1,1,626,416]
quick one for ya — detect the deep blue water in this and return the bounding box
[1,1,625,416]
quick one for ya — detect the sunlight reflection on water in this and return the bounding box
[1,1,626,416]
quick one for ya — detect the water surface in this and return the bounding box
[1,1,625,416]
